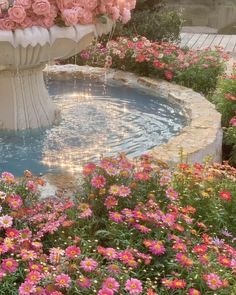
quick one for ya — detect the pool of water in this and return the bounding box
[0,78,186,176]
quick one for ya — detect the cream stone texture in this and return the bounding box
[0,21,113,130]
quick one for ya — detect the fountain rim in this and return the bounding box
[46,64,223,165]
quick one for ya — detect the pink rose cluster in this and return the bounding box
[0,0,136,31]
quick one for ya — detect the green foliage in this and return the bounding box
[213,74,236,165]
[110,8,184,42]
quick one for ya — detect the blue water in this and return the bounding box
[0,79,186,176]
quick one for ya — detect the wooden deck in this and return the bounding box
[180,33,236,53]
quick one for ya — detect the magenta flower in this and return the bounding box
[91,175,106,189]
[7,194,23,209]
[76,276,92,288]
[149,241,166,256]
[118,185,131,197]
[55,273,71,288]
[98,288,114,295]
[80,258,98,272]
[65,245,81,258]
[102,277,120,292]
[204,273,222,290]
[19,281,36,295]
[125,278,143,294]
[1,258,18,273]
[109,212,123,223]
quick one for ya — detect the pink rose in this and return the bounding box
[62,8,78,26]
[41,16,55,28]
[8,5,26,24]
[80,0,97,10]
[32,0,51,16]
[0,18,16,30]
[78,9,93,24]
[55,0,73,10]
[14,0,32,9]
[19,16,33,29]
[121,8,131,23]
[111,6,120,21]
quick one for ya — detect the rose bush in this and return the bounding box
[0,155,236,294]
[0,0,136,30]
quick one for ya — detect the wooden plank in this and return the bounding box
[209,34,224,49]
[219,35,232,50]
[225,35,236,52]
[185,33,202,49]
[181,33,194,47]
[200,34,217,49]
[192,34,209,49]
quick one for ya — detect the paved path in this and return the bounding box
[180,33,236,54]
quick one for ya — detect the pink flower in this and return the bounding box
[109,211,123,223]
[78,8,93,24]
[32,0,51,16]
[55,273,71,288]
[149,241,166,256]
[121,8,131,23]
[62,8,78,26]
[104,196,118,209]
[230,117,236,126]
[19,281,36,295]
[0,215,13,228]
[102,277,120,292]
[166,187,179,201]
[83,163,96,175]
[76,276,92,288]
[91,175,106,189]
[204,273,222,290]
[165,70,174,81]
[7,194,23,209]
[26,271,42,284]
[65,245,81,258]
[125,278,143,295]
[188,289,201,295]
[15,0,31,9]
[8,5,26,24]
[98,289,114,295]
[107,264,121,274]
[1,172,15,183]
[1,258,18,273]
[118,185,131,197]
[5,228,19,239]
[80,258,98,272]
[26,180,37,192]
[219,191,231,201]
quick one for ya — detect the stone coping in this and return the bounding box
[45,64,223,165]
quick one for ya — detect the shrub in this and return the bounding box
[213,73,236,165]
[69,36,227,96]
[110,8,184,42]
[0,155,236,294]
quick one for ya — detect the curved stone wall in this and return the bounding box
[46,65,223,165]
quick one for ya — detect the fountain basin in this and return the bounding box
[0,20,113,130]
[47,65,223,166]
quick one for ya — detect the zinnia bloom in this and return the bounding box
[219,191,231,201]
[102,277,120,292]
[149,241,166,255]
[55,273,71,288]
[76,276,91,288]
[19,281,36,295]
[1,258,18,273]
[80,258,98,272]
[91,175,106,189]
[125,278,143,294]
[65,245,81,259]
[204,273,222,290]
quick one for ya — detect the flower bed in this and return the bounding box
[69,36,228,96]
[0,155,236,294]
[213,70,236,166]
[0,0,136,30]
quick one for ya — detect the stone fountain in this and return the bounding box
[0,20,113,130]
